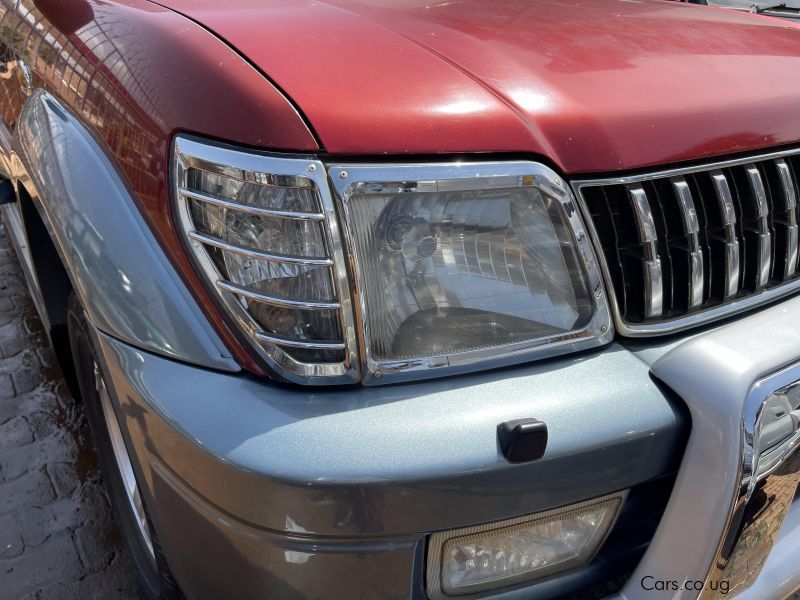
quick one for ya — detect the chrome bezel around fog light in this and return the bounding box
[328,162,613,385]
[425,491,627,599]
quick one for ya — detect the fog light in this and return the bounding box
[426,491,626,598]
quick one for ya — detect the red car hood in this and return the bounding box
[151,0,800,173]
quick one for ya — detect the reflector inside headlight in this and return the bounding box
[331,163,609,382]
[427,492,625,598]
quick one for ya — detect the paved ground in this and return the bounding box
[0,221,142,600]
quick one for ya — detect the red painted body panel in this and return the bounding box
[150,0,800,173]
[0,0,322,374]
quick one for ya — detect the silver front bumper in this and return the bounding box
[617,295,800,600]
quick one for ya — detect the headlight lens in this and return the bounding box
[427,492,626,598]
[330,163,611,383]
[346,185,591,358]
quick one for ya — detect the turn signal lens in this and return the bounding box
[173,137,359,384]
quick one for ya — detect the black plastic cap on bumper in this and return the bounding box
[498,419,548,463]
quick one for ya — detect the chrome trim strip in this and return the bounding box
[173,136,361,385]
[179,187,326,221]
[255,332,346,350]
[572,147,800,337]
[671,177,704,308]
[329,161,614,385]
[215,280,341,310]
[699,365,800,599]
[775,159,798,279]
[710,170,741,300]
[627,185,663,318]
[188,230,334,266]
[95,364,156,566]
[574,146,800,187]
[745,165,772,289]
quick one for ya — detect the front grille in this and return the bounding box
[574,150,800,335]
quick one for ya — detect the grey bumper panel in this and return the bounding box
[95,332,685,538]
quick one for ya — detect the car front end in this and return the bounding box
[2,0,800,598]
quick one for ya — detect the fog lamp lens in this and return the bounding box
[429,492,625,597]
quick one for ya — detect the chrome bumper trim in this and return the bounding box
[700,369,800,599]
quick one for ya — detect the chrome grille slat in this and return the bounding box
[671,177,704,309]
[710,170,741,300]
[743,165,772,289]
[774,159,798,279]
[644,180,675,314]
[573,147,800,336]
[627,184,663,318]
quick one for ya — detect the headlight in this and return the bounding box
[173,136,611,385]
[426,492,626,598]
[330,162,611,383]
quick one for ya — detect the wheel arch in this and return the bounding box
[11,179,82,395]
[7,90,239,373]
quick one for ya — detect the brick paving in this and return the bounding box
[0,221,142,599]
